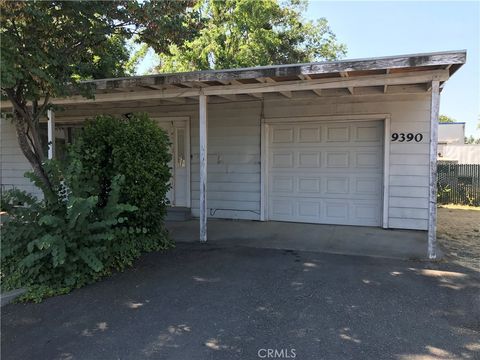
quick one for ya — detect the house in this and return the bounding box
[437,122,480,164]
[0,50,467,259]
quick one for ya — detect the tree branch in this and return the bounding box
[4,88,30,121]
[33,94,50,123]
[5,88,46,162]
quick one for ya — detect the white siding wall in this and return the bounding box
[1,92,432,230]
[190,101,262,220]
[1,119,42,198]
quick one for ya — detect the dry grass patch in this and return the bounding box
[437,206,480,272]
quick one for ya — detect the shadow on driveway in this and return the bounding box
[2,244,479,360]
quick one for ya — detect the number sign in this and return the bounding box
[391,133,423,142]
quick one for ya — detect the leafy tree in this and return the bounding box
[0,0,195,199]
[75,34,131,81]
[157,0,346,72]
[465,135,480,144]
[439,115,457,123]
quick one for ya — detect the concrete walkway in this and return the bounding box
[167,219,430,260]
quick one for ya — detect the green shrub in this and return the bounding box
[69,113,172,251]
[1,113,173,302]
[1,161,137,301]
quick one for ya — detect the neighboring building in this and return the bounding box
[0,50,467,258]
[437,122,480,164]
[438,122,465,145]
[439,145,480,164]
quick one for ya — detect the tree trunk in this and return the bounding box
[12,111,54,200]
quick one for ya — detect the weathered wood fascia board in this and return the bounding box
[86,50,465,90]
[0,69,449,108]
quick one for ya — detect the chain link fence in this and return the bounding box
[437,162,480,206]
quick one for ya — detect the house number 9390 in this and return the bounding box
[391,133,423,142]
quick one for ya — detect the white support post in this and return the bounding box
[428,80,440,259]
[47,109,55,159]
[199,94,208,242]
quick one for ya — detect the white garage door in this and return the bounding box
[268,120,384,226]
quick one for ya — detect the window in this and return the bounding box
[176,128,186,168]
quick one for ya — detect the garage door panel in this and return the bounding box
[298,126,321,143]
[326,126,350,142]
[355,125,382,142]
[298,201,321,218]
[272,152,294,168]
[271,174,381,199]
[353,202,380,221]
[325,201,349,220]
[326,152,350,168]
[269,199,381,226]
[298,178,321,193]
[268,120,383,226]
[272,128,294,143]
[355,177,382,195]
[271,199,294,216]
[326,177,349,194]
[272,176,294,193]
[355,152,381,168]
[298,152,321,167]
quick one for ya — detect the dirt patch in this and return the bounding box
[437,206,480,272]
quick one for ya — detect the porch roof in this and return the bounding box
[88,49,465,91]
[0,50,466,110]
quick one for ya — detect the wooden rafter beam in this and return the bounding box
[298,75,322,96]
[226,79,262,99]
[147,84,189,103]
[182,81,236,101]
[384,69,390,93]
[256,77,292,98]
[340,71,354,94]
[162,98,187,104]
[425,66,450,92]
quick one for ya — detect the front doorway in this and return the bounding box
[155,118,190,207]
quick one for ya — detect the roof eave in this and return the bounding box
[86,50,466,90]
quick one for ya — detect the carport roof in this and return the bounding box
[0,50,467,109]
[88,49,466,92]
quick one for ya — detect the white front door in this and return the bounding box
[156,119,190,207]
[267,120,384,226]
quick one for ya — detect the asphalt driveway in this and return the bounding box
[2,244,479,360]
